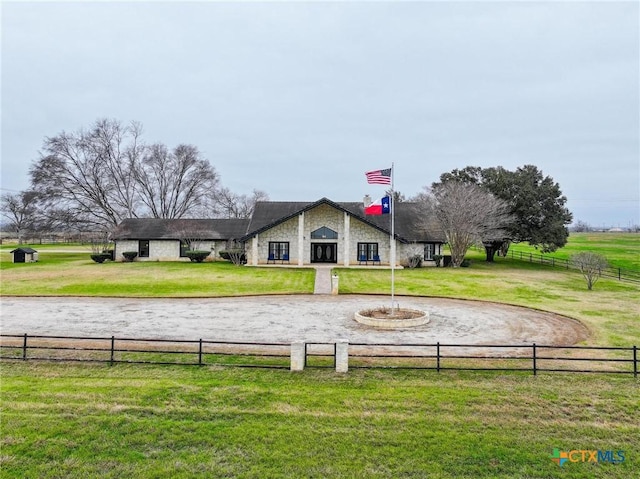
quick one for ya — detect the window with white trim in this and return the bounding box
[424,244,435,260]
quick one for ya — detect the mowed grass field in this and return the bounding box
[0,253,315,296]
[1,363,638,479]
[507,232,640,270]
[1,232,638,477]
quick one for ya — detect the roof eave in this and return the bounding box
[241,197,398,241]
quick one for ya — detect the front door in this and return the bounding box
[311,243,337,263]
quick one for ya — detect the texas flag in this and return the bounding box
[365,196,391,215]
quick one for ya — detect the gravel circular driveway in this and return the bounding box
[1,295,588,346]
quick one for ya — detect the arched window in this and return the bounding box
[310,226,338,239]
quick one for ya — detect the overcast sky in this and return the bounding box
[2,1,638,227]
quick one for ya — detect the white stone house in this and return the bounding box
[113,218,249,262]
[112,198,445,265]
[242,198,444,266]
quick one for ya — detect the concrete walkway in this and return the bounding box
[313,265,334,294]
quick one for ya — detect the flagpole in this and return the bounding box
[390,162,395,312]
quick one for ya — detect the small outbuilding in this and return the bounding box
[10,247,38,263]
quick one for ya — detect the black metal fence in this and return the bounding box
[1,334,637,377]
[348,342,638,376]
[506,249,640,283]
[0,334,291,369]
[304,342,337,369]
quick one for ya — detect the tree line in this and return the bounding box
[2,119,574,260]
[414,165,573,266]
[2,119,267,242]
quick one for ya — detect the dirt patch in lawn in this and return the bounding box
[359,307,425,320]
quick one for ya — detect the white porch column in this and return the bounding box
[298,212,305,266]
[343,212,350,266]
[252,235,259,266]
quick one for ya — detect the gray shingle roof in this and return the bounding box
[10,247,38,253]
[113,218,250,240]
[242,197,444,243]
[113,199,444,244]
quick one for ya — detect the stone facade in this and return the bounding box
[349,216,391,263]
[114,239,225,262]
[246,204,402,266]
[396,242,443,266]
[114,240,139,261]
[113,200,444,265]
[252,215,300,265]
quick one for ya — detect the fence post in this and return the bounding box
[436,342,440,372]
[619,268,622,281]
[335,340,349,373]
[198,339,203,366]
[110,336,115,366]
[290,341,305,371]
[22,333,28,361]
[532,343,537,376]
[634,346,637,378]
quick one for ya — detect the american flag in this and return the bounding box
[365,168,392,185]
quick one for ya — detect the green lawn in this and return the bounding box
[507,232,640,270]
[1,362,638,479]
[1,236,639,478]
[0,253,315,296]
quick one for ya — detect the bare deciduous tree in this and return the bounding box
[87,231,113,254]
[402,243,424,268]
[28,119,220,229]
[169,220,212,252]
[571,220,592,233]
[216,188,269,219]
[418,182,513,267]
[226,249,246,266]
[0,190,41,243]
[30,119,143,228]
[571,252,608,290]
[134,144,219,219]
[95,119,144,219]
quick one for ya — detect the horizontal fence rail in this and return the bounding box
[348,342,638,376]
[506,248,640,283]
[1,334,637,377]
[0,334,291,369]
